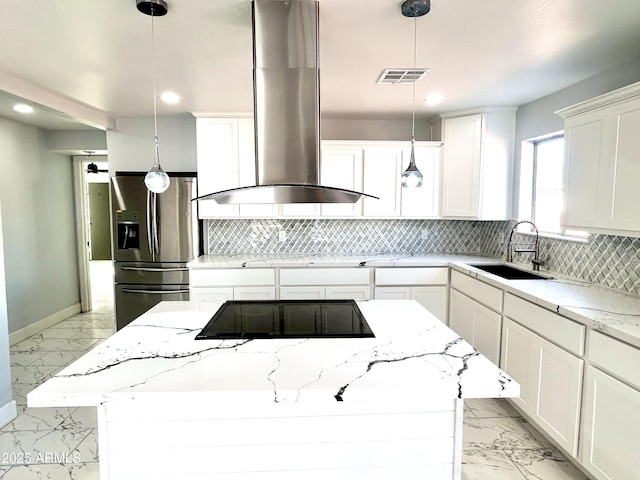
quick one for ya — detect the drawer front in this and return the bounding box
[280,268,370,286]
[375,267,448,286]
[190,268,275,287]
[589,331,640,390]
[503,293,585,356]
[450,270,503,311]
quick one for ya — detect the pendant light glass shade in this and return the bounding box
[140,0,170,194]
[144,135,170,193]
[402,138,424,188]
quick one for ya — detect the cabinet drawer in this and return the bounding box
[503,293,585,356]
[190,268,275,287]
[280,268,369,286]
[589,331,640,390]
[450,270,502,311]
[375,267,448,285]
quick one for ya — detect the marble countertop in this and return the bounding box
[27,300,518,408]
[187,253,493,268]
[449,262,640,349]
[188,254,640,348]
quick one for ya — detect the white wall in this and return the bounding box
[106,113,197,173]
[0,200,17,428]
[512,55,640,214]
[0,117,80,333]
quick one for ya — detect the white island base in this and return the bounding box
[99,396,463,480]
[28,300,518,480]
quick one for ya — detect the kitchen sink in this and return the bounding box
[469,264,550,280]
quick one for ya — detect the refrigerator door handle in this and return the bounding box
[146,189,154,257]
[121,288,190,295]
[120,266,189,272]
[146,190,160,258]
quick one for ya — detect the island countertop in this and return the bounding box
[28,300,518,408]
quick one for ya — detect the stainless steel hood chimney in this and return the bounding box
[196,0,376,204]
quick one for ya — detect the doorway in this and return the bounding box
[74,155,113,313]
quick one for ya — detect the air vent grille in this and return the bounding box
[377,68,429,84]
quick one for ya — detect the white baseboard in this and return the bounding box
[9,303,82,346]
[0,399,17,429]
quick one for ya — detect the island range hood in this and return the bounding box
[196,0,376,204]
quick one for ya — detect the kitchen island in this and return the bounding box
[28,300,518,480]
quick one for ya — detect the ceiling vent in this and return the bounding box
[377,68,429,84]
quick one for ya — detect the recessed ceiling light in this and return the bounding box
[13,104,34,114]
[160,92,181,104]
[424,93,444,106]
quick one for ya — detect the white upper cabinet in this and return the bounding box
[320,144,364,217]
[362,146,403,217]
[195,116,277,219]
[432,108,516,220]
[195,118,442,219]
[558,82,640,236]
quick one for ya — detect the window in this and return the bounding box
[519,134,587,238]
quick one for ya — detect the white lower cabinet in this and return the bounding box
[581,365,640,480]
[191,286,276,302]
[448,289,501,364]
[189,268,276,302]
[501,317,583,456]
[374,267,448,322]
[374,286,447,322]
[279,268,371,301]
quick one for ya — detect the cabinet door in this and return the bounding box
[326,285,370,301]
[374,286,412,300]
[280,286,326,300]
[321,146,364,217]
[196,118,240,218]
[608,97,640,232]
[537,337,583,456]
[234,286,276,300]
[412,286,447,323]
[448,289,475,346]
[500,318,539,415]
[563,111,612,230]
[400,146,440,218]
[472,302,502,365]
[441,114,482,217]
[190,287,234,302]
[581,366,640,480]
[362,148,402,217]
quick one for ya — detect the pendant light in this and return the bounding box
[138,0,170,194]
[401,0,430,189]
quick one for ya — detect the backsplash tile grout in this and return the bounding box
[206,219,640,296]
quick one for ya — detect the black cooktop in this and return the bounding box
[195,300,374,340]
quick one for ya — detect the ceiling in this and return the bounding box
[1,0,640,131]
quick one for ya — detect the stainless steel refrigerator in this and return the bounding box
[111,173,202,329]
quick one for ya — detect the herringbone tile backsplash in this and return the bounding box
[206,219,640,296]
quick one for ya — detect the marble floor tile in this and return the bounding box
[506,448,590,480]
[2,407,76,432]
[28,351,86,367]
[465,398,521,418]
[0,462,99,480]
[462,449,526,480]
[463,416,547,451]
[59,407,98,430]
[0,427,92,459]
[9,352,45,367]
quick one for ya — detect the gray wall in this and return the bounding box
[0,200,14,426]
[0,117,80,333]
[106,113,197,173]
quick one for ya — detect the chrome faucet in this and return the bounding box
[507,220,545,271]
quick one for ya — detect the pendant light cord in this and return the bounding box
[411,13,417,144]
[150,10,159,164]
